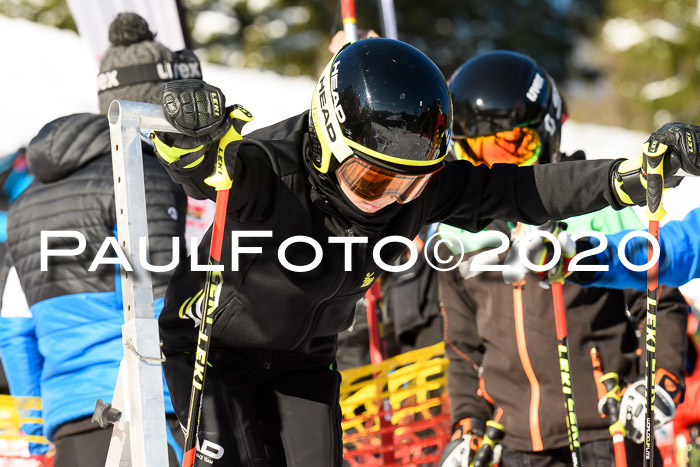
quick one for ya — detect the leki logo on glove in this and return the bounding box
[648,139,660,153]
[210,93,221,118]
[686,131,694,153]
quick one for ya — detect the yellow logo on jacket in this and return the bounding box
[361,272,375,288]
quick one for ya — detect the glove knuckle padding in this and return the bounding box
[153,79,226,138]
[651,122,700,175]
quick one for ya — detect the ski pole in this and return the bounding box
[602,374,627,467]
[365,280,396,465]
[551,279,584,467]
[375,0,398,39]
[641,139,668,467]
[473,419,505,467]
[366,280,386,365]
[590,347,627,467]
[532,224,584,467]
[341,0,358,42]
[181,106,253,467]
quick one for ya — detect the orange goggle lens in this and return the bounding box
[455,127,541,167]
[336,157,442,204]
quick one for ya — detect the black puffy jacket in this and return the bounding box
[8,113,187,304]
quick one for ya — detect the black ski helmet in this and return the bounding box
[449,50,566,164]
[309,38,452,175]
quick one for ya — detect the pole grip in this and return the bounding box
[204,105,253,191]
[473,420,505,467]
[643,140,667,221]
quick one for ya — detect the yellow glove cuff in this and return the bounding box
[152,133,206,168]
[613,158,645,206]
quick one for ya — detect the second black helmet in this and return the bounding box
[449,50,566,165]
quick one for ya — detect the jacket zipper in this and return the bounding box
[289,228,364,350]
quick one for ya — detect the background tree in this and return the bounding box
[1,0,605,81]
[5,0,698,130]
[568,0,700,130]
[180,0,606,82]
[0,0,73,29]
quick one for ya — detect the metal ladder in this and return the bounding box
[98,100,177,467]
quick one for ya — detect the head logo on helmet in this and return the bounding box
[309,38,453,176]
[449,50,567,166]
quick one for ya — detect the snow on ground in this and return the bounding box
[3,13,699,299]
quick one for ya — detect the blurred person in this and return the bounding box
[328,28,380,54]
[437,51,689,467]
[669,310,700,466]
[577,206,700,292]
[0,12,198,467]
[382,226,443,353]
[0,146,32,395]
[148,35,697,466]
[336,226,440,371]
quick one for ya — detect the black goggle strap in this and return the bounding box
[453,138,482,163]
[97,51,202,93]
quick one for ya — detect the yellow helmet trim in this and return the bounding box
[346,139,445,168]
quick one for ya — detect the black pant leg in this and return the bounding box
[268,361,344,467]
[53,427,112,467]
[501,439,615,467]
[53,418,192,467]
[163,351,270,466]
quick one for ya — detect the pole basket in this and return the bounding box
[340,342,452,466]
[0,395,54,466]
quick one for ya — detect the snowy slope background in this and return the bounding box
[2,14,699,300]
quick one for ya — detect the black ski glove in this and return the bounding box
[649,122,700,176]
[151,79,231,165]
[611,122,700,206]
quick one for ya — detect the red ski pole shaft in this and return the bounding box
[642,140,667,467]
[551,281,584,467]
[341,0,358,42]
[366,282,384,365]
[365,281,395,465]
[182,107,253,467]
[590,348,627,467]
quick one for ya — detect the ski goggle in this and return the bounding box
[336,156,443,204]
[453,127,541,167]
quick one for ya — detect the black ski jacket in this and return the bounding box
[157,111,624,358]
